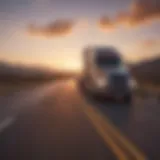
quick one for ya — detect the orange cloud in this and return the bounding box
[98,16,115,31]
[141,39,160,48]
[27,19,75,37]
[118,0,160,26]
[99,0,160,30]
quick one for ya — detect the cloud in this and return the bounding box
[118,0,160,26]
[98,16,115,31]
[27,19,75,37]
[99,0,160,30]
[141,39,160,48]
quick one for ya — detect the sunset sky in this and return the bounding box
[0,0,159,71]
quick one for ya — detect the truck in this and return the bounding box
[81,46,137,104]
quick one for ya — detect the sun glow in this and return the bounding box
[53,58,82,72]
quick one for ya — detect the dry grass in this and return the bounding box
[0,82,47,96]
[134,85,160,101]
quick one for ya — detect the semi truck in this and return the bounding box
[81,46,137,104]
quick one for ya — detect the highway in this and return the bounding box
[0,80,159,160]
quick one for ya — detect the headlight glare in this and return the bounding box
[129,78,137,88]
[96,76,107,88]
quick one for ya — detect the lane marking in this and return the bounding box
[72,81,128,159]
[68,81,147,160]
[95,110,147,160]
[83,104,148,160]
[0,117,15,133]
[84,107,128,160]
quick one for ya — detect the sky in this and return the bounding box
[0,0,159,71]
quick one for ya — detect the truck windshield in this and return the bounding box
[95,53,121,67]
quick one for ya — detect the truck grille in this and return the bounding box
[109,74,128,92]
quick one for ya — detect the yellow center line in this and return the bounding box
[74,83,128,160]
[74,81,147,160]
[83,103,148,160]
[84,106,129,160]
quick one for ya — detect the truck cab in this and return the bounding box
[82,46,137,103]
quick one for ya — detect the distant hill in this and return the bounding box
[0,61,76,83]
[130,56,160,86]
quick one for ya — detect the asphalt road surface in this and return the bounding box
[0,80,159,160]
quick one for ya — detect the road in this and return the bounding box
[0,80,159,160]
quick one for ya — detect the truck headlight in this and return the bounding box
[129,78,137,88]
[96,77,107,88]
